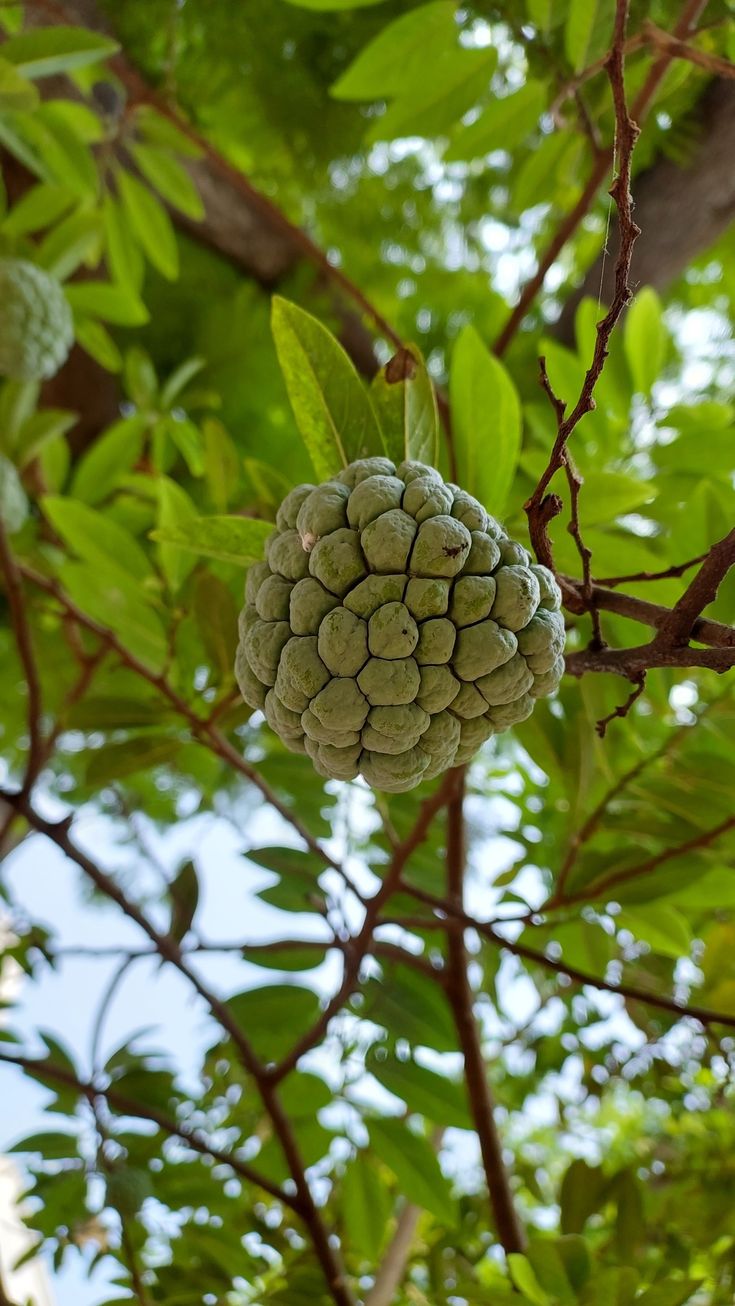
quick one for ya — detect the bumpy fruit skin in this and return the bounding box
[236,458,564,792]
[0,259,74,382]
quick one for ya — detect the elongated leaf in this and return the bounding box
[193,570,238,683]
[70,415,148,505]
[368,1117,456,1225]
[227,985,321,1062]
[0,56,38,111]
[371,344,438,466]
[169,859,200,942]
[0,26,119,78]
[624,287,666,398]
[366,1049,473,1128]
[1,181,73,235]
[116,167,179,280]
[129,143,205,220]
[564,0,598,72]
[156,477,199,591]
[341,1152,391,1260]
[65,281,149,326]
[86,735,182,784]
[360,962,457,1052]
[271,296,383,477]
[332,2,456,99]
[367,45,498,143]
[446,81,545,161]
[450,324,521,517]
[151,513,271,566]
[508,1254,551,1305]
[59,560,167,672]
[43,495,154,581]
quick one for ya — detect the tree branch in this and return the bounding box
[653,527,735,648]
[442,768,526,1255]
[267,770,458,1084]
[0,1048,291,1204]
[495,0,710,356]
[397,884,735,1033]
[0,786,355,1306]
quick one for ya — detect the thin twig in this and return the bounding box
[442,768,526,1254]
[595,672,646,736]
[594,553,709,586]
[495,0,710,356]
[653,527,735,648]
[0,1048,290,1204]
[398,883,735,1032]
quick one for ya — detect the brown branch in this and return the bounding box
[398,884,735,1032]
[0,787,354,1306]
[564,641,735,679]
[0,1048,290,1205]
[642,19,735,80]
[595,671,646,736]
[364,1202,422,1306]
[547,812,735,909]
[553,715,695,902]
[653,527,735,648]
[266,770,458,1084]
[594,553,709,587]
[442,768,526,1255]
[494,0,709,356]
[564,454,603,648]
[16,561,340,875]
[525,0,641,584]
[562,576,735,648]
[0,521,44,791]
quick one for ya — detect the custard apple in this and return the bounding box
[236,459,565,792]
[0,258,74,381]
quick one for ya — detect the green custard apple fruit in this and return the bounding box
[0,258,74,382]
[236,458,565,792]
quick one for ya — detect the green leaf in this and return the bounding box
[526,0,553,32]
[0,56,39,111]
[0,26,119,78]
[151,513,271,566]
[193,570,238,683]
[578,471,656,526]
[560,1159,605,1234]
[271,296,383,478]
[226,984,321,1062]
[129,143,205,219]
[332,2,456,100]
[368,1117,456,1225]
[86,734,182,784]
[15,408,77,468]
[0,455,28,533]
[564,0,598,72]
[60,562,167,671]
[169,859,200,942]
[42,495,155,582]
[241,943,328,972]
[450,324,521,517]
[9,1130,78,1159]
[371,344,439,467]
[635,1282,701,1306]
[624,287,666,398]
[74,318,122,373]
[156,477,199,591]
[367,45,498,143]
[70,415,148,505]
[1,182,73,235]
[366,1049,473,1128]
[526,1242,575,1304]
[359,961,457,1053]
[341,1152,392,1260]
[102,192,145,292]
[617,905,691,960]
[116,167,179,280]
[65,281,149,326]
[508,1254,551,1305]
[37,210,102,279]
[160,357,206,408]
[446,81,545,161]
